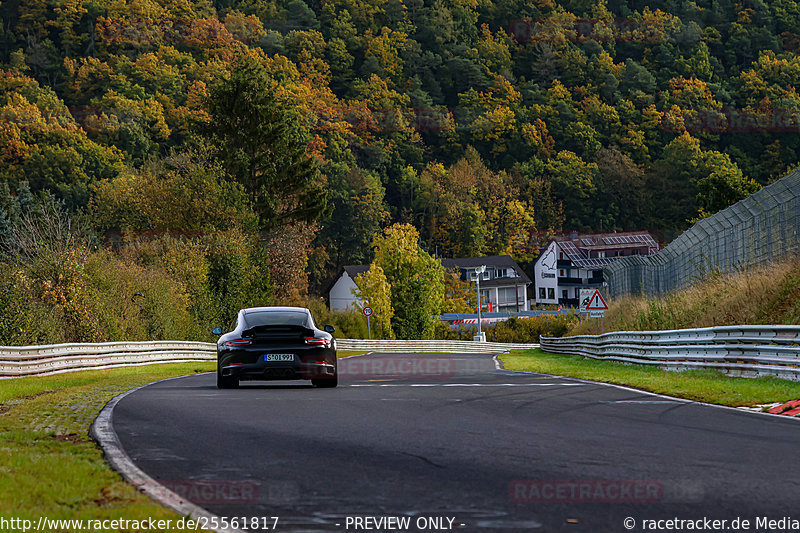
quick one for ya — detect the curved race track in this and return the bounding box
[109,352,800,532]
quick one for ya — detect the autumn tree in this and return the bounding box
[352,264,394,338]
[371,223,444,339]
[443,268,477,314]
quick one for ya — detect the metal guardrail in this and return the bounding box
[541,325,800,381]
[0,339,539,378]
[0,341,217,378]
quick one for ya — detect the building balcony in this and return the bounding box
[496,300,527,311]
[559,277,604,286]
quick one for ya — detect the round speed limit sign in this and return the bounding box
[363,306,373,317]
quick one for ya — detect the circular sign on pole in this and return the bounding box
[363,306,373,317]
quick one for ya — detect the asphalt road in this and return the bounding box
[111,352,800,533]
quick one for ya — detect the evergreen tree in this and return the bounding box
[198,55,328,231]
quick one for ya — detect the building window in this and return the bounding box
[562,290,568,300]
[498,287,517,304]
[539,288,546,299]
[547,288,555,300]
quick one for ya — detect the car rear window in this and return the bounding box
[244,311,311,328]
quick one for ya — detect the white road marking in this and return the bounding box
[348,383,585,387]
[603,400,687,404]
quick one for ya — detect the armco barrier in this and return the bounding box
[541,325,800,381]
[0,341,217,378]
[0,339,539,378]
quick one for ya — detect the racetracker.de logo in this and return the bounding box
[338,356,457,379]
[157,481,260,504]
[510,480,664,503]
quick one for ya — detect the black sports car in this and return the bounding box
[213,307,338,389]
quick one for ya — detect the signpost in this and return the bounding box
[363,306,373,340]
[583,289,609,335]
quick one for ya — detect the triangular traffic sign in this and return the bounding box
[585,289,608,310]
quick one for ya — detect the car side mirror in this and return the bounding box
[212,327,223,336]
[324,325,335,334]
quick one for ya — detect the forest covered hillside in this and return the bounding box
[0,0,797,342]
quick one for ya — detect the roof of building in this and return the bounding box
[558,241,616,269]
[441,255,532,285]
[544,231,660,269]
[556,231,659,249]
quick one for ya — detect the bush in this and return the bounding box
[434,314,578,343]
[0,263,72,345]
[84,251,200,341]
[486,315,577,342]
[434,321,477,340]
[306,298,371,339]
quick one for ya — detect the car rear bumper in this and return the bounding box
[219,358,336,381]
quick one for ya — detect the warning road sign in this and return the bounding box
[585,289,608,311]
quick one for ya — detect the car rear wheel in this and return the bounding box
[312,373,338,388]
[217,370,239,389]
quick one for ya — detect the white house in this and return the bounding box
[533,231,659,306]
[441,256,531,312]
[327,256,531,312]
[328,265,369,311]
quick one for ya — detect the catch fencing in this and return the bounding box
[541,325,800,381]
[604,171,800,298]
[0,339,539,378]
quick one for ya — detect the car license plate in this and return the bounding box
[265,354,294,362]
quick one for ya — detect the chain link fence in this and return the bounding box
[605,170,800,298]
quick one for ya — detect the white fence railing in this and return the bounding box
[0,341,217,378]
[541,325,800,381]
[0,339,539,378]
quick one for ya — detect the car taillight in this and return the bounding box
[224,339,252,347]
[305,337,331,348]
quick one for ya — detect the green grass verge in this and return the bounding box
[0,363,215,530]
[501,349,800,407]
